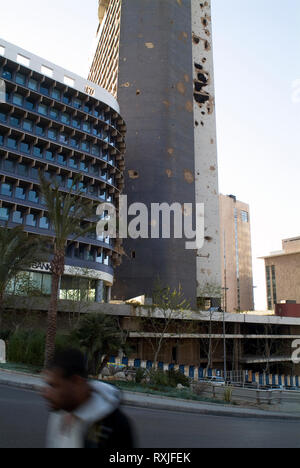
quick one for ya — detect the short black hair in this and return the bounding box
[49,348,88,379]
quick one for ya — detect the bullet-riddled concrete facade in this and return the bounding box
[192,0,221,301]
[89,0,221,307]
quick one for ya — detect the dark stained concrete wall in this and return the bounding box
[112,0,197,306]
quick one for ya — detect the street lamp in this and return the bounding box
[222,287,229,383]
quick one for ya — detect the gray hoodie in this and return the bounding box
[46,381,121,449]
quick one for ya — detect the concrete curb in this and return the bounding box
[1,371,300,421]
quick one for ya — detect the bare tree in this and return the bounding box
[137,283,191,366]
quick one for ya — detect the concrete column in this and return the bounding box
[96,280,104,303]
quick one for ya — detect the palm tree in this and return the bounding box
[0,225,47,327]
[75,313,125,376]
[39,175,96,368]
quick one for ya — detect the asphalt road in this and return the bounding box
[0,385,300,448]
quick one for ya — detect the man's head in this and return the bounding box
[43,349,90,412]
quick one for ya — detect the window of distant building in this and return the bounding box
[241,211,249,223]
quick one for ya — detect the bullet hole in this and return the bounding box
[193,34,200,45]
[145,42,154,49]
[131,251,136,259]
[185,101,193,113]
[204,40,211,51]
[177,82,186,94]
[194,92,210,105]
[202,58,207,63]
[202,18,208,27]
[201,122,204,126]
[201,111,206,115]
[209,166,216,172]
[195,63,204,71]
[128,170,139,179]
[136,90,141,95]
[166,169,173,178]
[184,169,194,184]
[205,236,213,242]
[195,121,199,126]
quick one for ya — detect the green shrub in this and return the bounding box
[7,329,78,367]
[135,367,146,384]
[149,369,169,387]
[8,329,45,366]
[167,369,190,388]
[224,386,233,403]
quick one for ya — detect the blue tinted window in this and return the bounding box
[81,141,90,152]
[20,142,30,154]
[2,69,12,80]
[73,98,81,109]
[67,179,74,190]
[49,108,59,120]
[36,125,45,136]
[0,207,10,221]
[38,104,47,116]
[24,99,35,111]
[82,122,90,133]
[26,214,37,227]
[33,146,43,158]
[48,129,57,140]
[72,118,80,129]
[28,79,38,91]
[12,94,23,106]
[46,151,54,161]
[70,138,79,149]
[16,73,26,85]
[18,164,28,176]
[3,159,14,172]
[61,113,71,125]
[59,134,68,144]
[69,158,78,169]
[39,216,49,229]
[40,85,50,96]
[62,94,71,105]
[99,189,106,200]
[23,119,33,132]
[10,116,21,127]
[7,137,17,149]
[92,145,100,156]
[1,183,12,197]
[15,187,26,199]
[80,161,89,173]
[12,211,23,224]
[28,190,39,203]
[51,89,60,100]
[57,154,67,166]
[0,113,6,122]
[31,167,39,179]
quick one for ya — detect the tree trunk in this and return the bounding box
[0,290,4,330]
[98,354,109,376]
[44,250,65,368]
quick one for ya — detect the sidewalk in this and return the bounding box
[1,368,300,421]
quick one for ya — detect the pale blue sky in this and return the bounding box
[1,0,299,309]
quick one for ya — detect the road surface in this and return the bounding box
[0,385,299,448]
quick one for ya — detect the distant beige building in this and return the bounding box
[219,195,254,313]
[261,237,300,310]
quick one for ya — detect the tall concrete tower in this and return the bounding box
[89,0,221,307]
